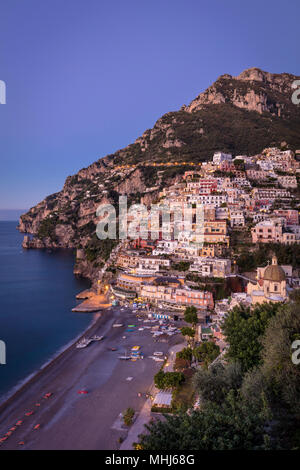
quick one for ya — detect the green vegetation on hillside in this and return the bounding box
[138,301,300,450]
[116,103,300,167]
[84,235,117,263]
[37,215,59,241]
[237,243,300,271]
[222,302,282,372]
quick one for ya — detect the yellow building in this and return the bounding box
[203,220,229,247]
[247,256,287,304]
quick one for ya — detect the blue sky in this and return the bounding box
[0,0,299,213]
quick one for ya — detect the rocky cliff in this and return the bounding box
[19,67,300,278]
[185,68,298,116]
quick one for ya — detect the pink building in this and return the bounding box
[140,284,214,310]
[175,288,214,310]
[246,169,268,181]
[274,209,299,226]
[219,160,235,172]
[251,219,296,245]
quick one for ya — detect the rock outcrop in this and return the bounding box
[185,67,299,116]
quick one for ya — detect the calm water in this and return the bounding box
[0,221,91,401]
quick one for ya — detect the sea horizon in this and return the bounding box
[0,209,28,222]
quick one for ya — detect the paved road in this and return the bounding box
[120,342,186,450]
[0,307,178,450]
[164,343,185,372]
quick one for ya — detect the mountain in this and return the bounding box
[19,67,300,277]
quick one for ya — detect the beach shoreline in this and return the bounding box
[0,312,102,413]
[0,305,174,450]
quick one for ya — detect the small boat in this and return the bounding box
[76,338,92,349]
[90,335,103,341]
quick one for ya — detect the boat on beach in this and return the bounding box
[76,338,92,349]
[76,334,104,348]
[90,335,103,341]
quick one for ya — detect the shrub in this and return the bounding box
[123,407,135,426]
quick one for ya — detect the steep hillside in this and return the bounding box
[18,67,300,276]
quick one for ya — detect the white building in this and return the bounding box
[277,176,298,189]
[229,209,245,227]
[138,256,170,271]
[153,240,178,256]
[187,193,227,206]
[190,257,231,278]
[213,152,232,165]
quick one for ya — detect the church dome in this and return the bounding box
[263,256,286,282]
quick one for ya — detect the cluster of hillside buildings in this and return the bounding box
[107,147,300,330]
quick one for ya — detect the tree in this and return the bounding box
[154,370,185,390]
[123,407,135,426]
[240,302,300,448]
[233,159,245,170]
[241,367,269,411]
[184,306,198,327]
[180,327,195,346]
[138,391,270,450]
[181,326,195,338]
[176,347,193,362]
[154,370,166,389]
[193,341,220,367]
[222,302,281,372]
[163,372,185,389]
[193,362,243,405]
[261,302,300,413]
[171,261,191,271]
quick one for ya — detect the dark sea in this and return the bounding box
[0,221,91,402]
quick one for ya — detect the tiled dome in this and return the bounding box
[264,256,286,282]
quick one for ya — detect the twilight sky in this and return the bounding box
[0,0,299,213]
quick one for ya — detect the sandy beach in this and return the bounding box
[0,306,173,450]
